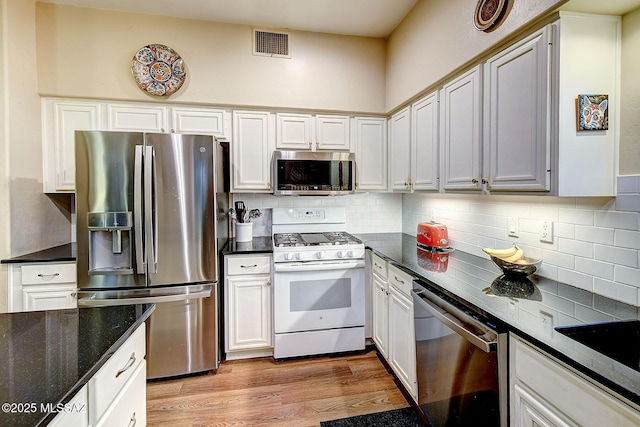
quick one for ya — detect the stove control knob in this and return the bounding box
[336,251,344,258]
[346,250,354,258]
[284,253,294,261]
[295,252,304,260]
[316,251,325,259]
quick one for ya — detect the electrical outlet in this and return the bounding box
[540,220,553,243]
[540,310,554,336]
[430,208,436,222]
[508,217,519,237]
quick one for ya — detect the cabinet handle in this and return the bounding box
[161,128,165,133]
[266,281,271,287]
[240,264,258,268]
[308,142,312,149]
[116,352,136,378]
[128,412,137,427]
[374,263,382,270]
[37,273,60,279]
[394,275,405,284]
[472,179,478,184]
[70,292,77,298]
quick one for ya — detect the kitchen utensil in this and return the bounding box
[490,255,541,276]
[417,221,449,248]
[247,209,262,222]
[235,201,245,222]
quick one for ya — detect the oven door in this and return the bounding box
[273,260,365,333]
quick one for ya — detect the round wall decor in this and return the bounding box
[474,0,508,32]
[131,44,186,96]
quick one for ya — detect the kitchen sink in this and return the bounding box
[555,320,640,373]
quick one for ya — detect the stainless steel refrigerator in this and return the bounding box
[75,131,228,379]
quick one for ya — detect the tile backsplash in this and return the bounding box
[402,175,640,307]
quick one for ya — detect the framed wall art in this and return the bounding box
[577,94,609,131]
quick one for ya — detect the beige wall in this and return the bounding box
[620,7,640,174]
[385,0,566,111]
[35,3,386,114]
[1,0,9,311]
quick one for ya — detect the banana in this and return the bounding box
[501,247,524,263]
[482,244,518,258]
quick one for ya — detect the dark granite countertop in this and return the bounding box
[358,233,640,407]
[0,304,154,426]
[224,236,273,254]
[1,243,76,264]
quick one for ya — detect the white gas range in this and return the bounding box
[272,207,365,359]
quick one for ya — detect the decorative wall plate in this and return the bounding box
[131,44,186,96]
[474,0,508,32]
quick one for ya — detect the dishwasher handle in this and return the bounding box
[77,289,211,306]
[412,288,497,353]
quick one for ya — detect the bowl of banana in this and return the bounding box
[483,244,541,276]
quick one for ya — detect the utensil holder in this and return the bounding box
[235,222,253,242]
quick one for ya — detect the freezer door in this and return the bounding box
[144,133,217,286]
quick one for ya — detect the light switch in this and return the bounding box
[508,217,519,237]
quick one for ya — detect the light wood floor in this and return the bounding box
[146,348,411,426]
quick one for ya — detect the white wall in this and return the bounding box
[403,176,640,307]
[35,3,386,114]
[620,7,640,174]
[385,0,565,111]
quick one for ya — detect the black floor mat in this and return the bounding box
[320,407,425,427]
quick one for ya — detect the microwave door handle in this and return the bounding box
[411,289,496,353]
[144,145,157,273]
[134,145,145,273]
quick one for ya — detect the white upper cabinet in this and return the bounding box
[483,26,551,192]
[42,99,103,193]
[232,110,275,192]
[106,104,168,132]
[388,106,412,191]
[354,117,387,191]
[171,107,230,137]
[441,65,483,192]
[276,113,351,151]
[411,91,439,191]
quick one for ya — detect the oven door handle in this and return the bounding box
[412,289,496,353]
[274,260,365,272]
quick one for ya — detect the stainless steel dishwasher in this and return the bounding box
[412,280,508,427]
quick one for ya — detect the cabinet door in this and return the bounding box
[441,66,482,191]
[411,92,439,191]
[484,27,550,192]
[42,99,103,192]
[355,117,387,191]
[276,113,314,150]
[388,285,417,399]
[388,107,411,191]
[232,110,274,192]
[226,275,272,351]
[512,383,571,427]
[107,104,168,132]
[171,107,230,138]
[23,285,77,311]
[372,274,389,359]
[48,385,88,427]
[94,361,146,427]
[316,114,350,151]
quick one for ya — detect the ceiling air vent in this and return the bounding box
[253,29,290,58]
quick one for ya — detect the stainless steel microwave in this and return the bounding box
[273,150,355,196]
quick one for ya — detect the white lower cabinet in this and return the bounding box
[510,334,640,427]
[89,324,147,426]
[48,384,89,427]
[224,254,273,359]
[369,251,417,400]
[8,262,77,312]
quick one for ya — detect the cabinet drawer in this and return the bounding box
[95,360,146,427]
[371,253,388,279]
[88,324,146,425]
[388,264,415,296]
[226,255,271,275]
[21,263,75,285]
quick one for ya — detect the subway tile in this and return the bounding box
[558,282,593,306]
[542,249,575,269]
[614,265,640,287]
[594,210,640,231]
[559,208,594,226]
[576,257,614,281]
[614,229,640,250]
[593,280,639,308]
[594,244,639,268]
[574,225,614,245]
[553,222,575,239]
[615,194,640,212]
[558,268,593,292]
[617,175,640,194]
[558,238,594,258]
[575,305,615,323]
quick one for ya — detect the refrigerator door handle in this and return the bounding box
[78,289,212,306]
[144,145,158,273]
[134,145,145,273]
